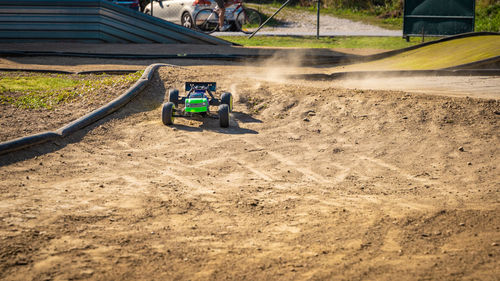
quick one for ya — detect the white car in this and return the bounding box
[144,0,239,30]
[144,0,212,29]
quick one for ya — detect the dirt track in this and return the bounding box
[1,64,499,280]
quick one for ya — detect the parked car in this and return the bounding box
[143,0,240,30]
[107,0,140,11]
[143,0,211,29]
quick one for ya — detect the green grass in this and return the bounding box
[219,35,436,49]
[0,76,81,92]
[0,71,143,110]
[476,4,500,32]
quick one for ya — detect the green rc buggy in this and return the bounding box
[161,82,233,128]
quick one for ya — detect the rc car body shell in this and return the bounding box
[184,97,209,113]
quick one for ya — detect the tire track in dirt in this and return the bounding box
[241,137,332,184]
[229,156,276,181]
[359,155,436,185]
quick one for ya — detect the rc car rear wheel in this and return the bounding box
[219,104,230,128]
[221,92,233,112]
[162,102,175,125]
[169,89,179,106]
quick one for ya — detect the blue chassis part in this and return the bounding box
[178,96,221,106]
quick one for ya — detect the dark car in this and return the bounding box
[108,0,140,11]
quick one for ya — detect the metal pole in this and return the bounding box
[316,0,320,39]
[150,0,153,16]
[249,0,292,39]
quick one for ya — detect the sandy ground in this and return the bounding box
[0,62,499,280]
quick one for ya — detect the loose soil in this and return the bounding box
[0,65,499,280]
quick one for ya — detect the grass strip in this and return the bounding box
[0,71,143,110]
[218,35,437,49]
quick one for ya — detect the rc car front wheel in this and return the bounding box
[169,89,179,106]
[221,92,233,112]
[218,104,230,128]
[162,102,175,125]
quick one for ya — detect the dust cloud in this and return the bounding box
[244,49,309,83]
[227,50,308,102]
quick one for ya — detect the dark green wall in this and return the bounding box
[404,0,475,36]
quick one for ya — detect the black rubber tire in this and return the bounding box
[221,92,233,112]
[235,8,262,34]
[181,12,194,29]
[194,8,219,34]
[162,102,175,125]
[218,104,230,128]
[169,89,179,106]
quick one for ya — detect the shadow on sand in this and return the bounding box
[169,111,260,135]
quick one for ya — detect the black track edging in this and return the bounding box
[0,50,252,60]
[0,68,141,75]
[444,55,500,70]
[290,69,500,81]
[76,70,139,75]
[0,68,75,74]
[0,51,347,65]
[0,63,168,156]
[0,132,61,155]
